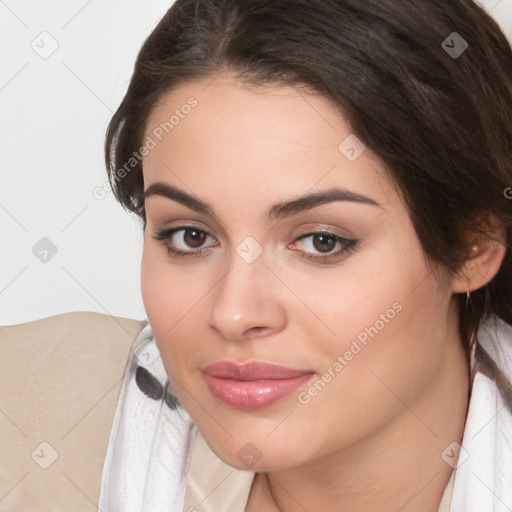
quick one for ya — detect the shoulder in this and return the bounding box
[0,311,147,511]
[1,310,147,354]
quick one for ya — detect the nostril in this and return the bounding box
[245,326,270,338]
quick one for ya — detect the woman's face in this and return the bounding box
[140,75,459,471]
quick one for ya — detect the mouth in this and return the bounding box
[201,361,316,409]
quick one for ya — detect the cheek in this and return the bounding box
[299,226,447,383]
[282,234,415,347]
[141,243,170,329]
[318,252,449,409]
[140,243,187,363]
[141,240,201,325]
[140,241,211,376]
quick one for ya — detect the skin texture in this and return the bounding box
[140,75,505,511]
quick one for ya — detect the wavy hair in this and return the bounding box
[105,0,512,406]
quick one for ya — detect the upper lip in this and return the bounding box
[202,361,314,380]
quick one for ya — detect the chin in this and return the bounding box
[206,433,303,473]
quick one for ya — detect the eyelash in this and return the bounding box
[152,226,359,264]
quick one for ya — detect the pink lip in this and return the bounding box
[202,361,316,409]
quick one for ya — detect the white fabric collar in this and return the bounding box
[450,315,512,511]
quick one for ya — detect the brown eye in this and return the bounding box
[312,233,336,253]
[291,231,359,264]
[183,228,207,248]
[152,226,218,259]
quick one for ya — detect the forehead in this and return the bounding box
[142,76,396,210]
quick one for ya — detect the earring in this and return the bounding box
[466,286,477,377]
[465,286,472,311]
[469,327,477,378]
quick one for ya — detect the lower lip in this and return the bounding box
[203,373,316,409]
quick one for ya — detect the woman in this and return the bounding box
[98,0,512,510]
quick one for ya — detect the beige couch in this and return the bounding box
[0,311,147,512]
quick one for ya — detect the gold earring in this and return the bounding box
[469,328,477,377]
[465,285,477,377]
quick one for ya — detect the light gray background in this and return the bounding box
[1,0,511,325]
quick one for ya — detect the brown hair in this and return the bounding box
[105,0,512,403]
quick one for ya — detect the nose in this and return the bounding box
[206,252,287,341]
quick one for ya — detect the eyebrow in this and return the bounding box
[143,181,382,221]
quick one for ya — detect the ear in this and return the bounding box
[451,212,507,294]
